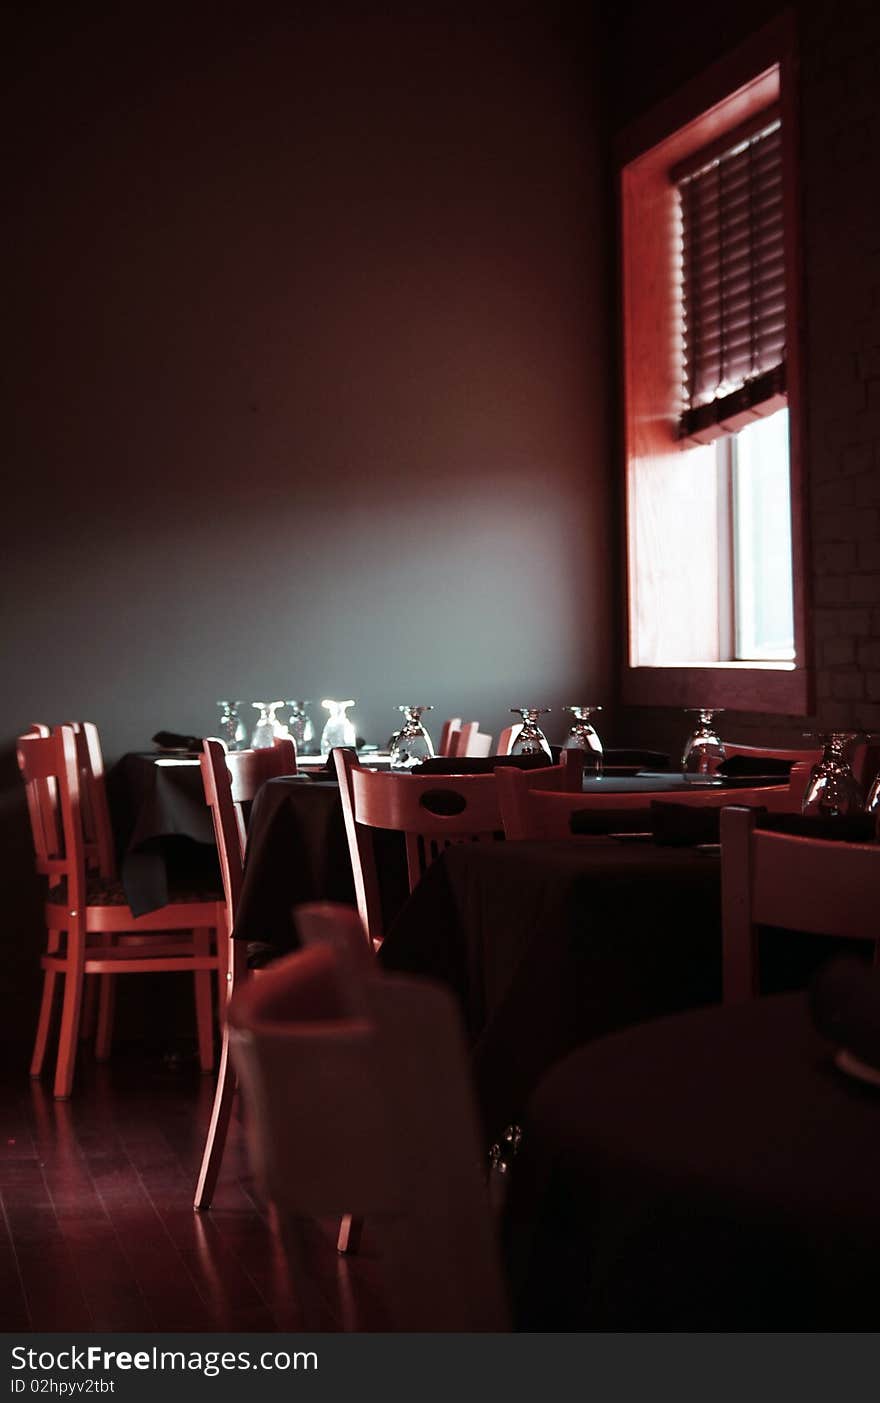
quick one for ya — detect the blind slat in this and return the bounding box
[678,114,786,428]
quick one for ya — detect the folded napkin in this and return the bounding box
[810,957,880,1074]
[758,811,876,843]
[717,754,793,777]
[152,730,204,752]
[648,802,876,848]
[650,800,728,846]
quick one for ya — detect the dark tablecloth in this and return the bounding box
[378,839,725,1138]
[503,992,880,1330]
[107,753,220,915]
[231,776,408,961]
[378,837,852,1140]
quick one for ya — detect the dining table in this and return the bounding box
[104,749,395,921]
[106,751,221,915]
[377,817,851,1141]
[231,771,409,964]
[501,989,880,1330]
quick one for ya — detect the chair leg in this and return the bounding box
[95,975,116,1061]
[194,1024,238,1210]
[336,1214,363,1255]
[53,926,86,1099]
[193,929,215,1072]
[30,968,58,1078]
[80,974,99,1042]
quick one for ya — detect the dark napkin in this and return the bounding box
[649,802,876,848]
[650,800,730,846]
[810,957,880,1072]
[758,811,876,843]
[717,754,793,777]
[152,730,204,752]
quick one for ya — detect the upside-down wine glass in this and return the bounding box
[286,700,315,755]
[216,701,247,752]
[320,699,357,757]
[251,701,285,750]
[389,706,435,770]
[681,708,726,777]
[801,732,865,818]
[510,708,553,761]
[865,742,880,819]
[562,705,603,775]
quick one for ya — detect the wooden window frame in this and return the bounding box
[616,11,811,715]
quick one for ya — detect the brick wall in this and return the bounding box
[609,0,880,760]
[801,0,880,735]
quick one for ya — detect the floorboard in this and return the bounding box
[0,1047,387,1332]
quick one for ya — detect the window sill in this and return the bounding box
[623,663,811,715]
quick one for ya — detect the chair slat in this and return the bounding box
[721,804,880,1003]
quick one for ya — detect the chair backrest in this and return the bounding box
[720,804,880,1003]
[712,742,823,772]
[334,748,505,943]
[228,943,509,1330]
[496,724,518,756]
[17,726,88,904]
[450,722,494,758]
[498,770,799,841]
[64,721,116,878]
[437,717,462,757]
[20,724,59,872]
[496,753,586,839]
[294,900,374,968]
[200,737,298,927]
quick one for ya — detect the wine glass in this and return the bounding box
[509,708,553,761]
[320,699,357,757]
[681,708,725,777]
[286,700,315,755]
[251,701,285,750]
[389,706,435,770]
[216,701,246,752]
[562,705,603,775]
[801,732,865,818]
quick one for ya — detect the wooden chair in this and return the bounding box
[294,900,375,1253]
[715,743,822,765]
[18,725,227,1099]
[29,721,125,1047]
[450,722,494,758]
[721,804,880,1005]
[710,742,823,773]
[494,753,585,840]
[295,899,373,969]
[496,724,518,756]
[497,766,802,842]
[334,748,508,946]
[437,717,462,757]
[228,942,509,1330]
[193,735,298,1211]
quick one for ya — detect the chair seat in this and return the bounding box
[45,872,222,909]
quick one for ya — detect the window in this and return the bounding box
[617,14,809,714]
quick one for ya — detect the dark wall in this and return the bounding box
[0,3,612,1040]
[606,0,880,758]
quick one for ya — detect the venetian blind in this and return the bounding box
[676,110,785,439]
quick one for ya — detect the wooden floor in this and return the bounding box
[0,1042,390,1332]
